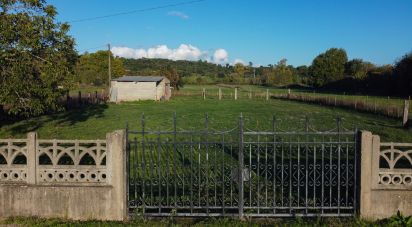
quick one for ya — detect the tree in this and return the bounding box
[394,52,412,96]
[234,62,246,76]
[310,48,348,87]
[162,65,183,90]
[345,59,374,79]
[272,59,294,85]
[75,51,125,86]
[278,58,287,66]
[263,59,294,86]
[0,0,77,116]
[296,65,310,84]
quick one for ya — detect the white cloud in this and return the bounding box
[233,58,245,65]
[112,44,231,64]
[111,47,146,59]
[212,49,228,64]
[168,11,189,20]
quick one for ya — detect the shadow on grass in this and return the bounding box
[1,104,108,137]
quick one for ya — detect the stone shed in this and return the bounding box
[109,76,171,102]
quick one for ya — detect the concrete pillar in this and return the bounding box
[360,131,373,219]
[266,89,269,101]
[235,88,237,100]
[219,88,222,100]
[106,130,128,220]
[371,135,381,187]
[27,132,37,184]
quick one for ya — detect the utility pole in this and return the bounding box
[108,44,111,92]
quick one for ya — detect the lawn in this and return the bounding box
[0,85,411,142]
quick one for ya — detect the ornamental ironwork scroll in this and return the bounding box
[127,114,359,217]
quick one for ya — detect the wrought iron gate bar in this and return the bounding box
[127,131,355,136]
[126,114,358,218]
[140,213,354,217]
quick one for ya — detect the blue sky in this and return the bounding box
[50,0,412,66]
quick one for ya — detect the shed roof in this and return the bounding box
[112,76,165,82]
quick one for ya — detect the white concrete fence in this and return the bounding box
[360,131,412,220]
[0,130,127,220]
[0,130,411,221]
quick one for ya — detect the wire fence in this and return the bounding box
[63,90,108,109]
[273,94,410,119]
[172,87,411,120]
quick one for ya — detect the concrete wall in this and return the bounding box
[155,78,171,101]
[111,78,171,102]
[360,131,412,220]
[112,81,156,101]
[0,131,127,221]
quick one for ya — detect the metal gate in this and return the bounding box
[126,114,359,217]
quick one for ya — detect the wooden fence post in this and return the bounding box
[202,88,206,100]
[403,100,410,128]
[101,89,105,102]
[66,92,70,109]
[249,89,252,99]
[218,88,222,100]
[235,88,238,100]
[95,91,98,104]
[78,91,81,107]
[387,96,390,116]
[266,89,269,101]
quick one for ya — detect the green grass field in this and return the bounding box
[177,84,411,112]
[69,84,411,114]
[1,85,411,142]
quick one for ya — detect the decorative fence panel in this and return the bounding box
[376,142,412,189]
[0,139,28,183]
[0,131,128,221]
[0,135,108,185]
[360,132,412,219]
[36,139,108,184]
[127,115,359,217]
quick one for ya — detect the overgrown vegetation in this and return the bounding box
[1,214,411,226]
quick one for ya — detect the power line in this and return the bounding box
[68,0,206,23]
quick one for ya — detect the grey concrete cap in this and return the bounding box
[112,76,165,82]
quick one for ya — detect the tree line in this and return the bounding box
[105,48,411,97]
